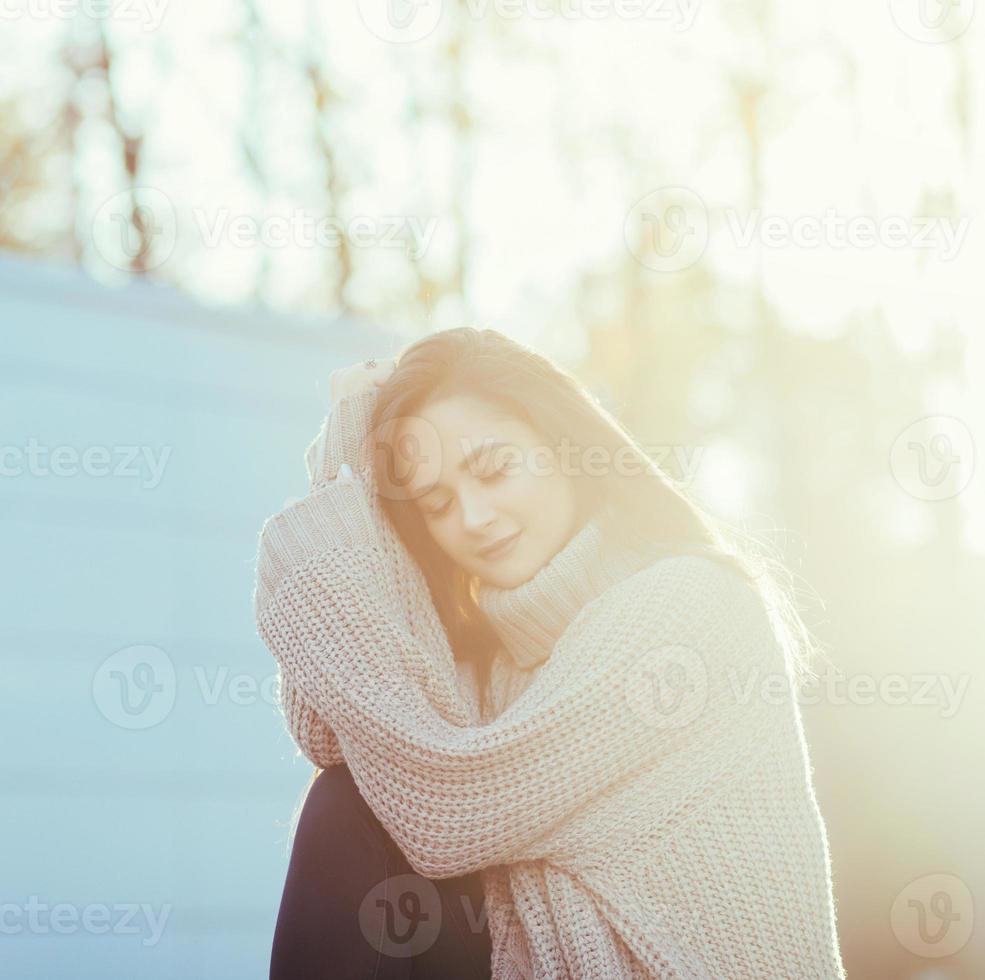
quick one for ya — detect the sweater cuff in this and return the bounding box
[304,386,379,490]
[278,669,344,769]
[253,476,381,622]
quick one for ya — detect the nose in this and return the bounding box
[458,486,497,533]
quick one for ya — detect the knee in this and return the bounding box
[296,766,391,860]
[302,766,366,828]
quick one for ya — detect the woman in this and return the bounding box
[256,327,846,979]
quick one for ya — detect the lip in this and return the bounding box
[478,530,522,560]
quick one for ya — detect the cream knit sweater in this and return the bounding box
[253,386,846,979]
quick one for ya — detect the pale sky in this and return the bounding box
[1,0,982,546]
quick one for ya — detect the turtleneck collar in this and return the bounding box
[476,514,665,670]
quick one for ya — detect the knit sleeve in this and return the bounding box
[303,382,381,489]
[276,668,344,770]
[259,384,477,783]
[259,385,380,772]
[254,472,795,879]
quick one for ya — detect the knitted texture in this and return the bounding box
[253,387,846,979]
[475,515,672,671]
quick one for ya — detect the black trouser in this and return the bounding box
[270,764,493,980]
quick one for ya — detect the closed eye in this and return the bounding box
[426,498,452,518]
[423,467,507,518]
[480,466,507,484]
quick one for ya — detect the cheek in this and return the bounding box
[515,457,561,504]
[493,474,537,514]
[429,523,459,557]
[523,467,576,531]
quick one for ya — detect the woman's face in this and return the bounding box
[396,395,580,588]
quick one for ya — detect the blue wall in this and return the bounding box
[0,253,391,979]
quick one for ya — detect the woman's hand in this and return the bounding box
[329,356,398,406]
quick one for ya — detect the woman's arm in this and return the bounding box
[277,669,343,770]
[264,381,479,772]
[264,384,381,773]
[254,462,793,878]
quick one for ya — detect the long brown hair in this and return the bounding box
[368,326,825,715]
[283,326,827,853]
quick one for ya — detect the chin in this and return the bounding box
[484,559,537,590]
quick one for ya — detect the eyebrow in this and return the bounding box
[457,440,510,473]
